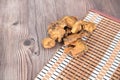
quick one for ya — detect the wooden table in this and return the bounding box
[0,0,120,80]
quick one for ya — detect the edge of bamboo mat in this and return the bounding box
[90,9,120,23]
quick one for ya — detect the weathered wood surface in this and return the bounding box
[0,0,120,80]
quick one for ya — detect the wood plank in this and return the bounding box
[0,0,39,80]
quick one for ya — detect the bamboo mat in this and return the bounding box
[35,10,120,80]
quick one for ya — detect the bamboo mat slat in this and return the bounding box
[35,10,120,80]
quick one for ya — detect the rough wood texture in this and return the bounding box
[0,0,120,80]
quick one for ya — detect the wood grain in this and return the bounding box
[0,0,120,80]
